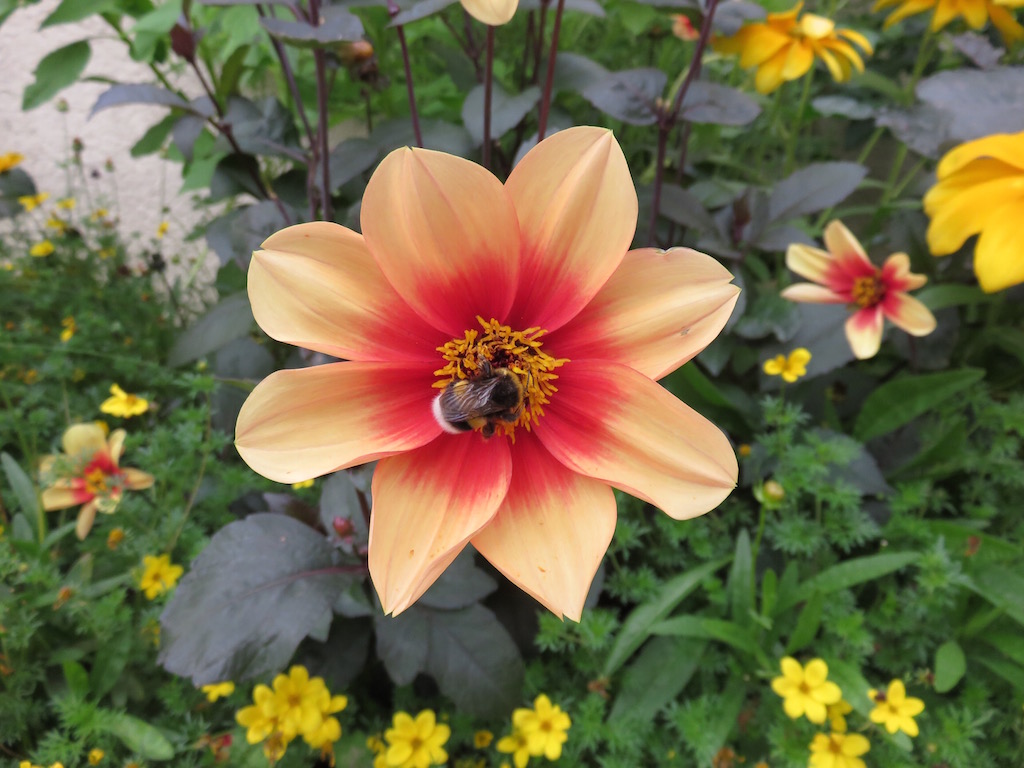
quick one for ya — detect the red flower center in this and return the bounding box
[851,273,885,308]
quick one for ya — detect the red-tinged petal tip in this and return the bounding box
[235,362,441,483]
[369,435,512,615]
[472,437,616,620]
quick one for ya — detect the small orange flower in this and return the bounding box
[235,126,740,620]
[40,423,154,539]
[782,220,936,359]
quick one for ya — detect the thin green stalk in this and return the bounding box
[905,30,935,101]
[783,72,813,175]
[751,504,767,572]
[167,394,212,551]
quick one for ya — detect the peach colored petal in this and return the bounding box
[535,361,737,520]
[550,247,739,380]
[780,283,847,303]
[122,467,155,490]
[235,362,441,483]
[361,146,520,337]
[823,220,872,272]
[845,306,883,359]
[785,244,834,285]
[974,201,1024,291]
[62,423,107,458]
[505,127,637,332]
[882,293,936,336]
[250,223,443,362]
[108,429,126,465]
[76,499,100,539]
[460,0,518,25]
[42,486,88,511]
[369,435,512,615]
[471,436,616,620]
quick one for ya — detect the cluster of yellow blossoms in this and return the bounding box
[496,695,572,768]
[236,665,348,762]
[771,657,925,768]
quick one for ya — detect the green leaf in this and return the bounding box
[91,83,191,116]
[260,7,364,47]
[582,68,665,125]
[42,0,119,26]
[608,637,706,723]
[131,114,178,157]
[680,81,760,126]
[728,529,754,627]
[2,452,41,538]
[603,557,729,676]
[326,138,377,192]
[786,591,825,654]
[651,615,770,667]
[777,552,920,612]
[853,368,985,442]
[101,714,175,759]
[23,40,91,111]
[418,550,497,610]
[461,84,540,146]
[63,660,90,699]
[90,631,132,700]
[761,568,777,618]
[166,291,253,366]
[916,284,992,311]
[158,514,351,684]
[934,641,966,693]
[767,161,867,222]
[975,655,1024,690]
[967,566,1024,626]
[0,168,37,219]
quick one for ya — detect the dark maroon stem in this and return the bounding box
[536,0,565,141]
[309,0,333,221]
[483,26,495,169]
[387,0,423,148]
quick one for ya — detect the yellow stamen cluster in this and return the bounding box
[851,274,884,308]
[434,316,568,436]
[84,468,109,495]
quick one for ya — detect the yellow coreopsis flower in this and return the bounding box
[809,731,870,768]
[0,152,24,173]
[30,240,55,257]
[827,699,853,732]
[763,348,811,382]
[474,730,494,748]
[771,657,842,724]
[57,197,75,210]
[100,384,149,418]
[714,3,873,93]
[138,554,184,599]
[924,131,1024,292]
[873,0,1023,45]
[236,684,279,745]
[60,316,76,343]
[381,710,450,768]
[868,679,925,736]
[19,192,49,211]
[496,730,531,768]
[512,695,571,761]
[87,749,104,765]
[202,681,236,702]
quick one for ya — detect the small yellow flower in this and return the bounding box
[292,479,315,489]
[98,247,115,259]
[202,681,236,702]
[828,699,853,732]
[383,709,451,768]
[46,217,67,232]
[808,731,870,768]
[496,730,531,768]
[57,197,76,210]
[30,240,55,258]
[87,749,104,765]
[60,316,76,343]
[107,527,125,549]
[138,554,184,599]
[762,479,786,503]
[474,730,494,748]
[91,208,109,221]
[0,152,24,173]
[868,679,925,736]
[738,443,752,457]
[19,192,49,211]
[763,348,811,382]
[770,657,842,724]
[100,384,149,418]
[156,221,169,238]
[511,695,571,761]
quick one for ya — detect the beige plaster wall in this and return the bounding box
[0,0,208,279]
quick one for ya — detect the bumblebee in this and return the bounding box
[432,360,525,438]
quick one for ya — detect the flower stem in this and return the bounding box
[536,0,566,141]
[905,29,935,104]
[313,48,333,221]
[388,2,423,148]
[783,72,813,176]
[483,25,495,169]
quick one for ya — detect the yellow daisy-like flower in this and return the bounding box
[383,709,451,768]
[236,684,279,745]
[808,731,870,768]
[100,384,149,418]
[19,192,49,211]
[91,207,109,221]
[46,216,67,233]
[509,695,571,762]
[87,749,105,765]
[496,729,532,768]
[827,699,853,732]
[873,0,1024,46]
[868,679,925,737]
[0,152,24,173]
[714,2,873,93]
[156,221,169,238]
[762,348,811,382]
[474,730,494,748]
[770,657,842,724]
[924,131,1024,293]
[138,554,184,599]
[57,197,76,210]
[60,316,76,343]
[30,240,55,258]
[202,681,236,702]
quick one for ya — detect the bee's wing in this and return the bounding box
[438,378,507,422]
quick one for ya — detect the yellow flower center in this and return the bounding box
[434,317,568,438]
[84,468,109,494]
[851,274,884,308]
[828,736,843,754]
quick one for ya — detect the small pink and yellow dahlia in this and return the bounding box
[235,126,740,620]
[40,423,154,539]
[781,220,936,359]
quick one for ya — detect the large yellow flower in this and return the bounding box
[873,0,1024,46]
[40,423,154,539]
[924,131,1024,293]
[234,126,740,621]
[714,3,873,93]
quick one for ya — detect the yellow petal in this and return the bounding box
[460,0,518,25]
[551,247,739,381]
[785,244,834,285]
[122,467,155,490]
[782,41,815,80]
[369,435,511,614]
[845,306,884,359]
[535,361,737,520]
[235,362,441,483]
[883,293,936,336]
[472,437,616,621]
[974,201,1024,291]
[42,487,82,511]
[76,499,99,539]
[823,220,871,266]
[505,126,637,332]
[737,27,791,68]
[250,223,444,362]
[108,429,126,465]
[361,146,521,337]
[754,49,790,93]
[925,175,1016,255]
[882,252,927,291]
[62,423,107,457]
[781,283,847,303]
[935,132,1024,178]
